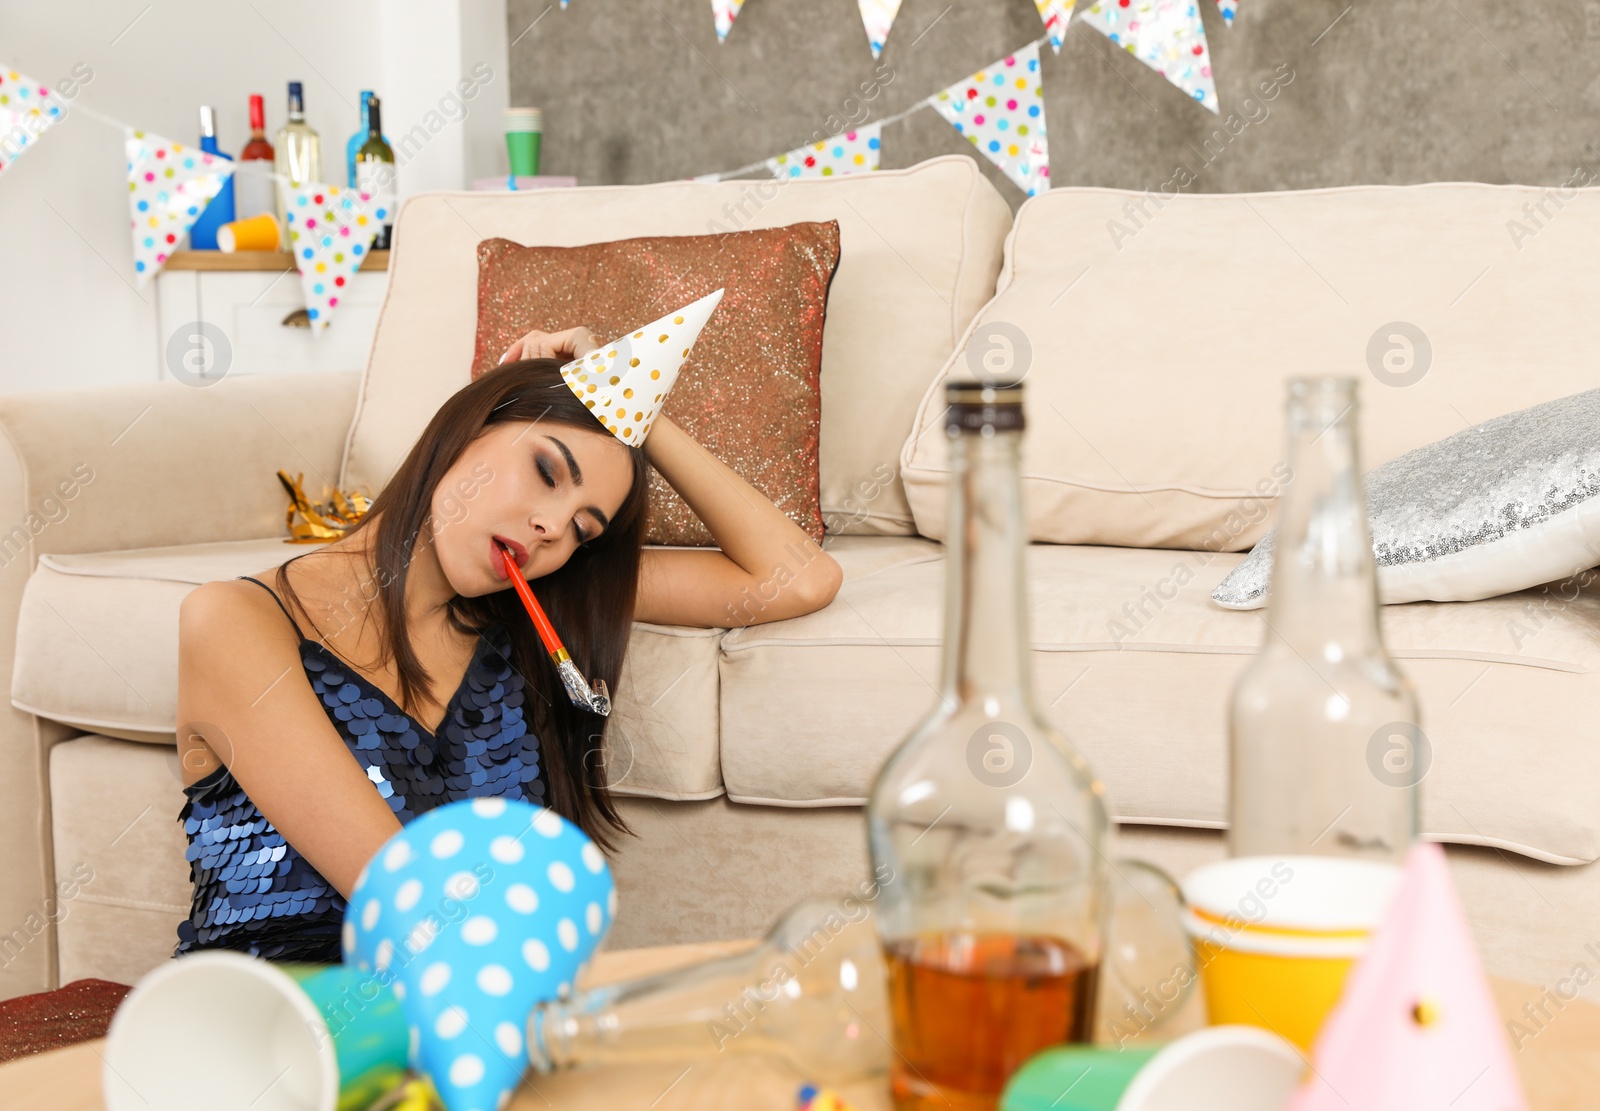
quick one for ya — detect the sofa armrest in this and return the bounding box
[0,371,360,560]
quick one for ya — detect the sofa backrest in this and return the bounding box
[902,182,1600,550]
[341,155,1012,536]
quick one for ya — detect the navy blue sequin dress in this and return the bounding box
[174,574,547,963]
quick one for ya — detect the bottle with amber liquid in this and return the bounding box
[866,378,1111,1111]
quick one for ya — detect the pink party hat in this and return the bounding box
[1287,842,1529,1111]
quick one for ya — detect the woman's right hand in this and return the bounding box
[499,326,600,364]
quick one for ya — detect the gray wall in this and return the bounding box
[507,0,1600,212]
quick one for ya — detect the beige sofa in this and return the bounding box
[5,159,1599,1007]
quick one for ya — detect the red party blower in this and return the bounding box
[497,542,611,716]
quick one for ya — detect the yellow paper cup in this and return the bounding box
[218,211,281,252]
[1180,855,1401,1051]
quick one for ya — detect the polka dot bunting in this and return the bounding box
[929,42,1052,198]
[711,0,745,41]
[856,0,903,59]
[124,129,233,286]
[283,181,387,333]
[557,288,724,447]
[0,69,66,179]
[1034,0,1078,53]
[766,123,882,180]
[346,799,615,1111]
[1217,0,1238,26]
[1080,0,1220,113]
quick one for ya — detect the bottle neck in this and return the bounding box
[367,104,383,139]
[1266,388,1381,648]
[287,92,305,122]
[939,429,1034,708]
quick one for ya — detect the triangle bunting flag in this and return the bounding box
[767,123,882,179]
[125,129,234,284]
[712,0,746,41]
[1035,1,1077,53]
[1218,0,1238,26]
[0,69,66,178]
[1080,0,1219,112]
[928,43,1049,197]
[858,0,903,58]
[283,183,388,333]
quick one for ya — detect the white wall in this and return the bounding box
[0,0,509,395]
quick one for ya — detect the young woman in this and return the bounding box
[173,325,842,961]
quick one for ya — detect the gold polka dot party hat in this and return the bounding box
[559,287,725,447]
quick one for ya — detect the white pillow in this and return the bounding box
[1212,387,1600,608]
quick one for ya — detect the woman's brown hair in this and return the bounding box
[275,359,648,850]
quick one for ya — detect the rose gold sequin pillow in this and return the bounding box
[471,223,841,547]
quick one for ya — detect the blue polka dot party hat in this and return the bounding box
[345,798,616,1111]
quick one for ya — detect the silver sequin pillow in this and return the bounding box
[1213,387,1600,609]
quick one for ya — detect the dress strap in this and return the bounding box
[239,574,305,639]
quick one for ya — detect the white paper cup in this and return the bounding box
[1115,1024,1304,1110]
[104,951,338,1111]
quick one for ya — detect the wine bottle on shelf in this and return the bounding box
[273,80,321,228]
[188,106,234,250]
[235,94,276,225]
[354,95,396,250]
[345,90,372,188]
[1228,376,1420,864]
[865,378,1112,1111]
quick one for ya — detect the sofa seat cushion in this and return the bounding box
[719,543,1600,866]
[13,538,725,800]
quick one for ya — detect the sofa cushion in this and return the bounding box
[903,183,1600,550]
[12,539,724,800]
[719,542,1600,866]
[345,155,1013,537]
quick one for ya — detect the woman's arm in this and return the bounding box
[176,580,402,898]
[633,414,842,628]
[499,325,844,628]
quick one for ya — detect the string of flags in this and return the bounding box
[6,0,1237,328]
[697,39,1050,196]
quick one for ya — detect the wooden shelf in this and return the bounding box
[164,249,390,272]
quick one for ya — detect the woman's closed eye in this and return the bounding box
[536,454,592,544]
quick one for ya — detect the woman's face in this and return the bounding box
[431,419,634,596]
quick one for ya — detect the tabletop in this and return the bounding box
[0,940,1595,1111]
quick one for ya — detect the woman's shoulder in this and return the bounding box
[179,572,304,656]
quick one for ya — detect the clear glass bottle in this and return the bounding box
[866,378,1111,1111]
[1229,377,1419,863]
[273,80,321,228]
[527,897,890,1085]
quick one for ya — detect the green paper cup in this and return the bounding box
[103,952,411,1111]
[505,107,542,176]
[999,1026,1303,1111]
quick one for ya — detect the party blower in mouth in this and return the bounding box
[497,541,612,717]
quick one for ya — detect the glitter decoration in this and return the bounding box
[1035,0,1078,52]
[1213,388,1600,609]
[857,0,903,58]
[124,129,234,285]
[712,0,746,41]
[284,181,388,333]
[345,799,614,1111]
[1217,0,1238,26]
[175,578,545,960]
[470,223,839,546]
[767,123,882,179]
[0,69,66,178]
[1080,0,1219,113]
[0,979,131,1063]
[929,43,1051,197]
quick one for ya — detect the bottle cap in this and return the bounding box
[944,377,1025,432]
[248,94,265,131]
